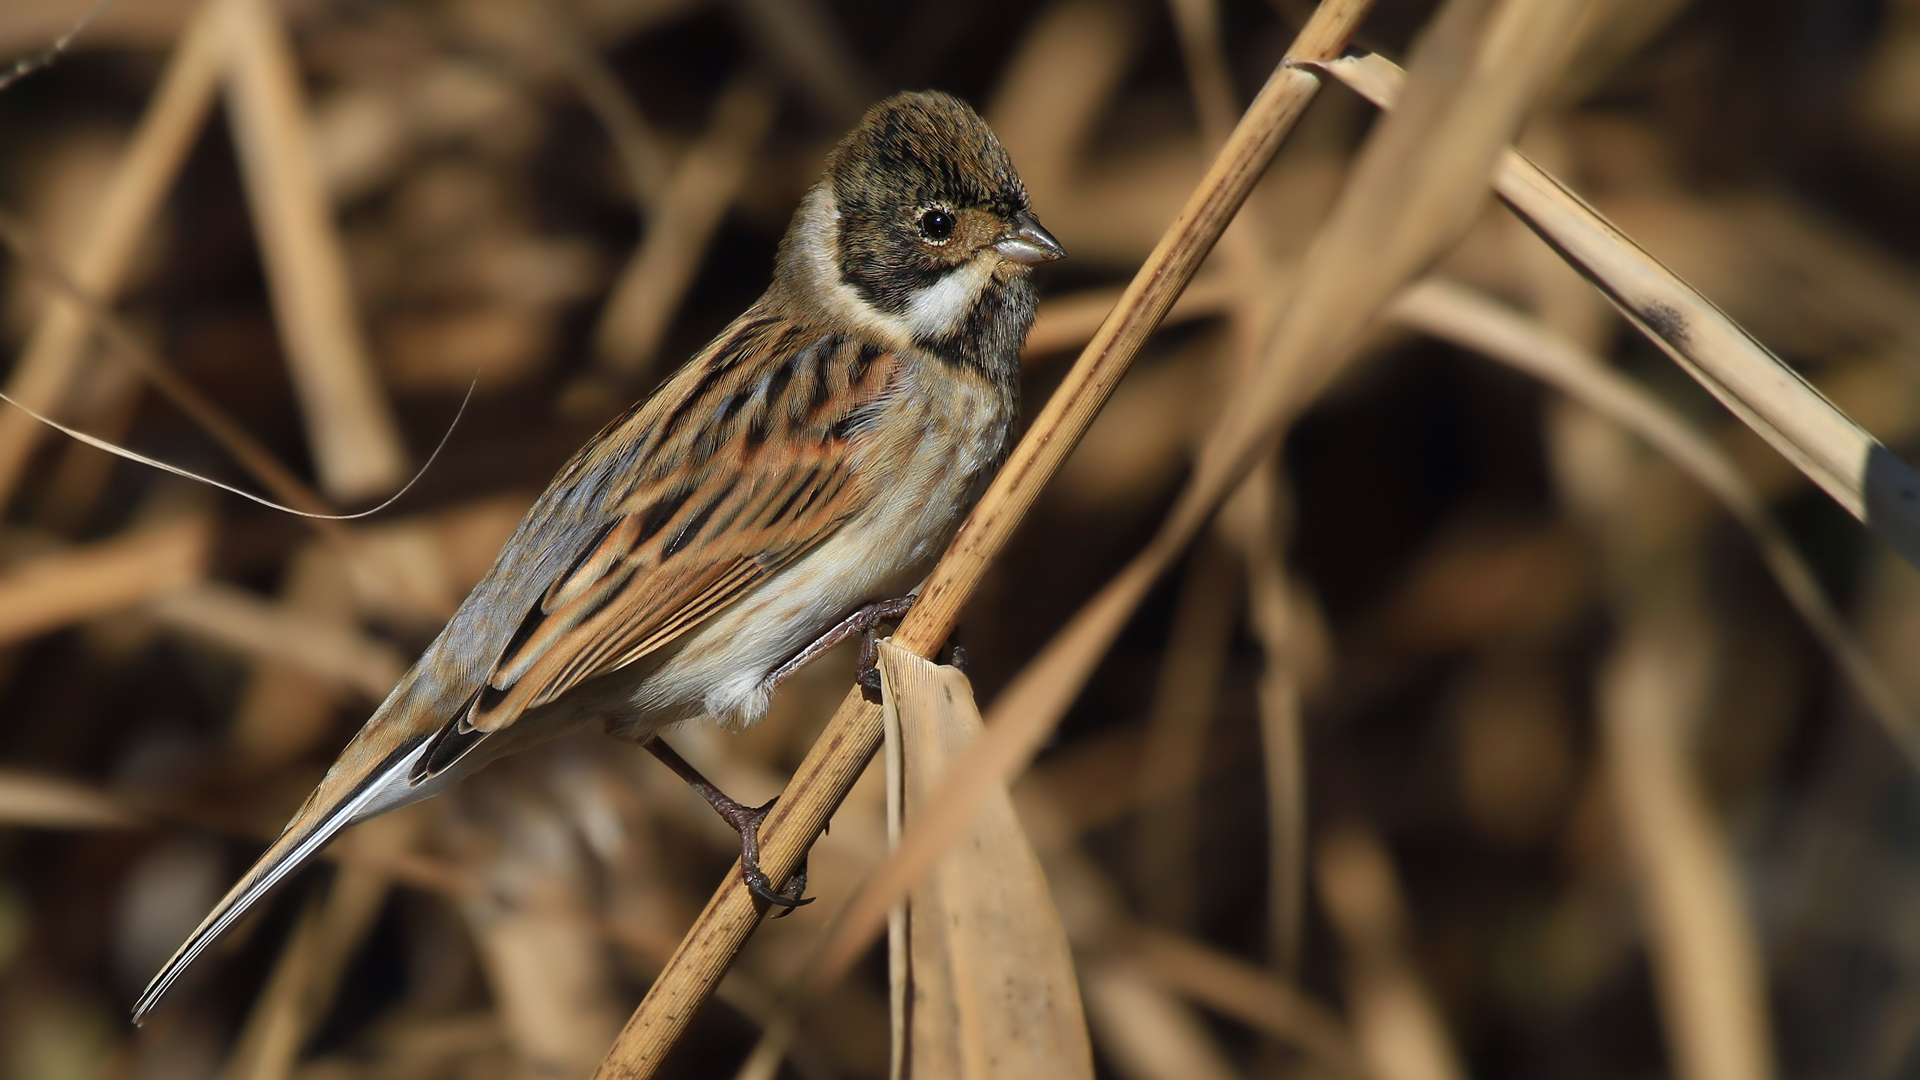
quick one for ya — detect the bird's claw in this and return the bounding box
[737,797,814,913]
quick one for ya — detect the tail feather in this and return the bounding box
[131,736,435,1024]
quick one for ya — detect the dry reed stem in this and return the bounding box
[230,544,358,773]
[592,76,776,380]
[222,0,409,502]
[148,582,407,700]
[0,513,210,646]
[587,5,1378,1075]
[1588,561,1775,1080]
[1134,539,1238,929]
[1218,471,1315,971]
[0,0,222,511]
[725,0,872,126]
[1316,825,1468,1080]
[1390,278,1920,769]
[1168,0,1318,978]
[216,814,412,1080]
[1081,959,1245,1080]
[1022,273,1240,362]
[1325,50,1920,570]
[0,0,109,92]
[798,0,1589,1019]
[1122,923,1366,1077]
[543,14,672,213]
[0,768,141,828]
[874,643,1092,1080]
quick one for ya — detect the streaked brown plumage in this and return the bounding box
[133,89,1062,1022]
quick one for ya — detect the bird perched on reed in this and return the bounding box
[133,88,1062,1022]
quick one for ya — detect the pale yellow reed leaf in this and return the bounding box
[877,642,1094,1080]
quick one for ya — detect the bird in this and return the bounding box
[131,88,1062,1023]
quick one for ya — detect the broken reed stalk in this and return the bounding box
[587,2,1379,1074]
[1322,50,1920,572]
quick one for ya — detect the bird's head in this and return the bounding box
[778,90,1063,365]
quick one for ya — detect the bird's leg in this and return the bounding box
[642,736,812,912]
[766,594,918,693]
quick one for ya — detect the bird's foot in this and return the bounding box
[643,738,814,912]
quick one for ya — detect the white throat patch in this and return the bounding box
[904,258,993,340]
[794,186,991,347]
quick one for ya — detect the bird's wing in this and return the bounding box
[418,320,902,771]
[133,316,903,1023]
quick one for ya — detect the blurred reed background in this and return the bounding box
[2,0,1920,1077]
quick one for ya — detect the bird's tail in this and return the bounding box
[130,734,437,1024]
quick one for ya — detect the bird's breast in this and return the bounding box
[619,363,1012,732]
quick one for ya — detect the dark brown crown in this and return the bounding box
[824,91,1028,222]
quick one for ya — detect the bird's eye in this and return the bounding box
[918,207,956,243]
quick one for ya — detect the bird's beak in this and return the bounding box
[994,211,1066,264]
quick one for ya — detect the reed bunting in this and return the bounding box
[134,89,1062,1021]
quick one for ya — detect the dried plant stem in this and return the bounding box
[0,210,455,620]
[1224,468,1312,971]
[1323,50,1920,571]
[1134,539,1238,929]
[588,3,1378,1075]
[0,0,223,512]
[0,210,330,518]
[223,0,409,502]
[1318,824,1469,1080]
[1600,590,1775,1080]
[0,0,111,92]
[1122,924,1365,1076]
[1168,0,1314,978]
[0,514,210,647]
[592,76,776,380]
[1392,278,1920,769]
